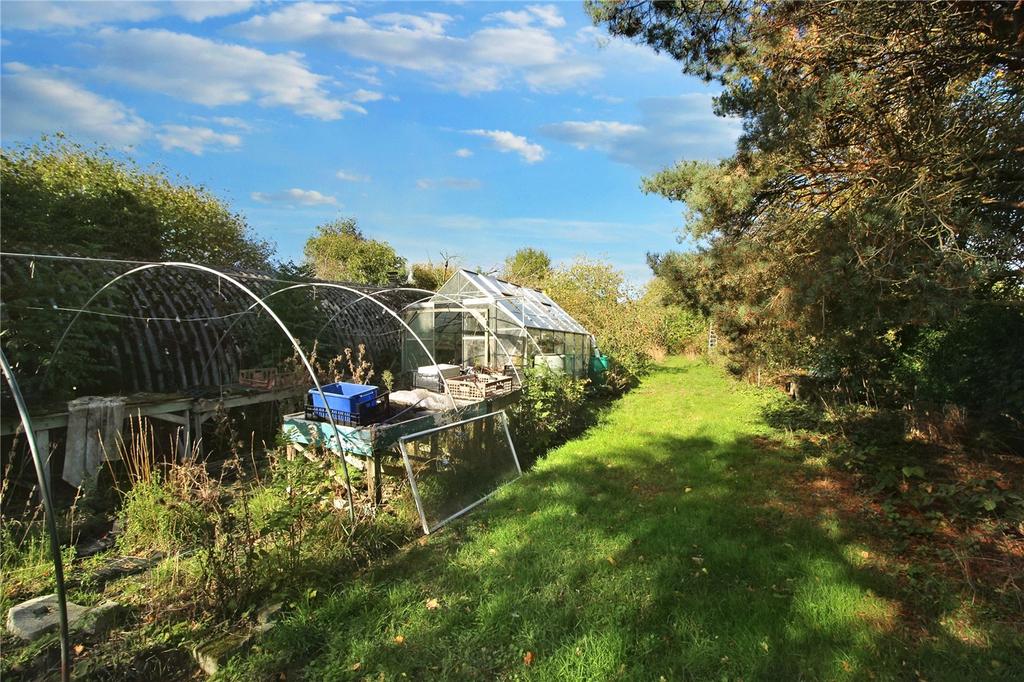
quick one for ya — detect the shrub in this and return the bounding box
[117,477,207,555]
[507,368,590,464]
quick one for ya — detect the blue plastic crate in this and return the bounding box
[307,382,378,415]
[304,392,389,426]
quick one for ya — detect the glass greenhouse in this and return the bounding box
[402,270,595,379]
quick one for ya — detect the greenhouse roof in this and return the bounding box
[440,270,591,336]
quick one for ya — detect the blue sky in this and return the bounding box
[1,1,741,284]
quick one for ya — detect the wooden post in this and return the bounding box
[34,430,51,492]
[368,450,383,506]
[178,409,191,461]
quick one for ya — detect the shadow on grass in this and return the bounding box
[230,425,1023,681]
[762,397,1024,624]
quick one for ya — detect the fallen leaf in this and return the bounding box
[351,662,362,671]
[394,635,405,644]
[523,651,534,666]
[684,487,693,493]
[607,556,616,566]
[488,548,497,556]
[425,598,440,610]
[73,644,85,655]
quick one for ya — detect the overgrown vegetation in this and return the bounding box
[506,368,591,465]
[1,417,419,680]
[502,248,707,390]
[0,135,271,267]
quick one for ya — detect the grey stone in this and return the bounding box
[78,601,125,637]
[75,534,116,559]
[6,595,126,642]
[6,594,88,642]
[256,602,283,626]
[192,631,253,676]
[91,552,164,583]
[255,601,284,634]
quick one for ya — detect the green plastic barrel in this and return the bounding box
[589,354,610,384]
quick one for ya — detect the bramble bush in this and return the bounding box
[506,368,590,465]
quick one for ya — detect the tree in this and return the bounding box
[303,218,406,286]
[592,1,1024,405]
[502,247,552,287]
[544,257,657,386]
[410,251,461,291]
[0,135,271,268]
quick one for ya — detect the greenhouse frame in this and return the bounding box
[401,269,595,379]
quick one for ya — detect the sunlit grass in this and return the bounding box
[228,358,1023,680]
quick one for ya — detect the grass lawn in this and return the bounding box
[229,358,1023,680]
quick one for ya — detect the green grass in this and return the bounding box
[228,358,1022,680]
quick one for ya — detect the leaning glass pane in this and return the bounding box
[399,411,521,533]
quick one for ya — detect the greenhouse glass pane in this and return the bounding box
[399,411,521,533]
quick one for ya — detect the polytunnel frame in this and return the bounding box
[198,285,531,404]
[40,262,370,523]
[0,348,72,682]
[194,284,459,409]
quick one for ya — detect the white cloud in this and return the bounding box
[464,129,545,164]
[156,124,241,154]
[485,5,565,29]
[540,94,743,171]
[526,5,566,29]
[525,61,603,92]
[350,89,383,103]
[349,66,382,87]
[251,188,338,206]
[454,148,473,158]
[336,170,370,182]
[170,1,256,22]
[211,116,252,130]
[0,1,254,30]
[415,177,482,190]
[93,28,361,120]
[1,63,149,146]
[539,120,644,150]
[484,9,536,28]
[232,2,599,94]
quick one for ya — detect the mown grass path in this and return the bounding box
[232,359,1020,680]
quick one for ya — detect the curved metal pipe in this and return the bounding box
[194,283,459,410]
[0,348,71,682]
[43,263,360,522]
